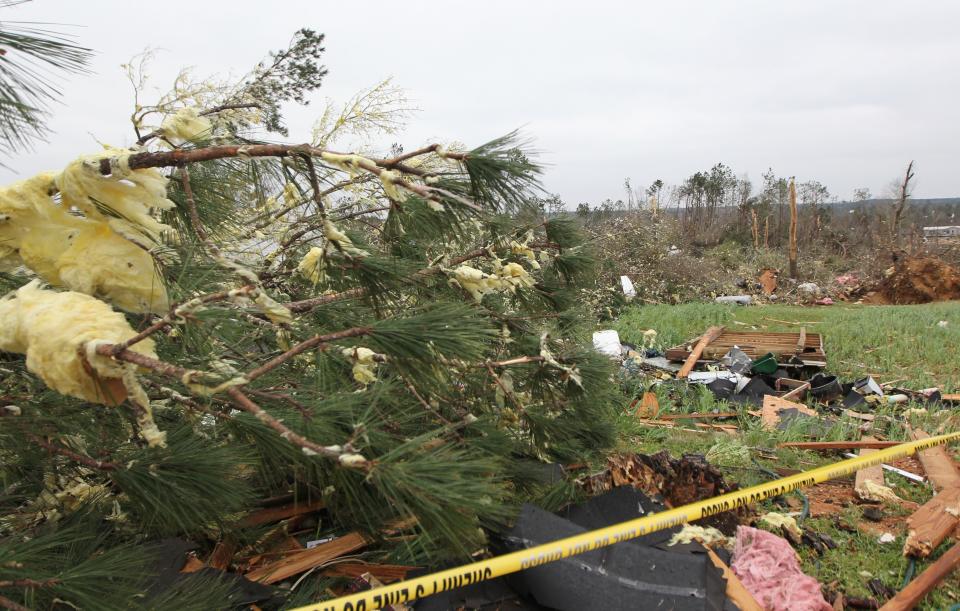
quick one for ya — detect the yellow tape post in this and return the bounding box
[296,431,960,611]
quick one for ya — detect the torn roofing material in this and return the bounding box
[415,487,729,610]
[497,495,728,610]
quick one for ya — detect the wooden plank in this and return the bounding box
[796,327,807,353]
[761,395,818,430]
[778,379,811,401]
[778,440,905,450]
[903,486,960,558]
[854,438,885,501]
[879,541,960,610]
[911,429,960,491]
[676,326,724,379]
[246,532,369,584]
[241,498,326,527]
[943,393,960,402]
[322,563,417,584]
[705,546,764,611]
[659,411,738,420]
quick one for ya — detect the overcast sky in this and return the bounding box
[4,1,959,204]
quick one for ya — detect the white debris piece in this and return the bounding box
[620,275,637,300]
[715,295,751,305]
[592,330,623,358]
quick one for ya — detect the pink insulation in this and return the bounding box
[731,526,832,611]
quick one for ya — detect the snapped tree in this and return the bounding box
[0,26,618,609]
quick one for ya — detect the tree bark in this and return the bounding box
[788,178,798,279]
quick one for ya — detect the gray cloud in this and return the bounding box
[3,0,958,204]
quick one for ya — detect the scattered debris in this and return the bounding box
[877,533,896,544]
[666,329,826,368]
[677,325,725,379]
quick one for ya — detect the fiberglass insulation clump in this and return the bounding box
[0,154,170,314]
[0,281,156,406]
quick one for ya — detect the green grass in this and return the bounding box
[614,301,960,391]
[610,300,960,609]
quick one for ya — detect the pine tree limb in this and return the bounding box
[0,594,30,611]
[27,435,119,471]
[0,579,60,588]
[92,343,366,464]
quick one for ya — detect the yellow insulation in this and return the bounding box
[0,281,157,407]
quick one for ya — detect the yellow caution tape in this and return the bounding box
[295,431,960,611]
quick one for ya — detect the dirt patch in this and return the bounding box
[803,480,908,537]
[870,255,960,304]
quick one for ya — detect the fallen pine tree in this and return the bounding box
[0,24,619,609]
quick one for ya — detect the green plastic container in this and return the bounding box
[750,352,778,375]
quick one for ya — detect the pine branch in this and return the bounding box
[27,435,119,471]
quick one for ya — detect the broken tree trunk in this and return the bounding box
[788,178,798,279]
[676,326,724,379]
[880,541,960,610]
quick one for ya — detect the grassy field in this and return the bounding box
[608,300,960,608]
[614,301,960,391]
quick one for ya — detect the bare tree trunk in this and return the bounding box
[751,209,760,250]
[788,178,798,279]
[890,160,915,251]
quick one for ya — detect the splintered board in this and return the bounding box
[665,329,826,367]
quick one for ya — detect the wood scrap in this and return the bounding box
[695,422,740,435]
[636,392,660,418]
[180,554,204,573]
[778,441,904,450]
[207,539,237,570]
[796,327,806,352]
[677,325,725,379]
[322,562,417,584]
[705,546,763,611]
[246,532,369,584]
[659,411,739,420]
[779,380,810,402]
[903,486,960,558]
[761,395,818,430]
[911,429,960,491]
[241,498,326,527]
[879,541,960,610]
